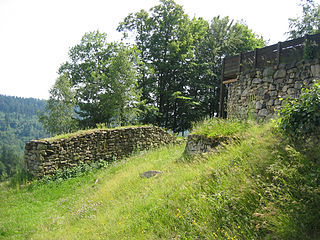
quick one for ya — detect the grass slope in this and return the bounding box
[0,121,319,239]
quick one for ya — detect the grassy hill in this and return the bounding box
[0,120,319,239]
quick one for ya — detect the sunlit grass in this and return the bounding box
[43,124,150,142]
[191,118,251,138]
[1,120,319,239]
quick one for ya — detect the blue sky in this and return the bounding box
[0,0,305,99]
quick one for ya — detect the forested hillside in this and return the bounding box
[0,94,48,178]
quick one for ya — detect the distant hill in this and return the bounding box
[0,94,48,151]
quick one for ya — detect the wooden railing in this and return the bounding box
[219,32,320,118]
[222,32,320,82]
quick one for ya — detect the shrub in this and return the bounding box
[278,80,320,143]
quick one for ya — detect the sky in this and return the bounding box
[0,0,308,99]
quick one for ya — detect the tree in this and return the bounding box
[97,45,141,126]
[57,31,141,129]
[119,0,206,132]
[39,74,77,135]
[0,144,22,179]
[288,0,320,39]
[118,1,265,133]
[190,16,265,118]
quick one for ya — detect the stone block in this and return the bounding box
[263,76,273,83]
[269,84,276,91]
[269,91,278,97]
[252,78,262,84]
[266,99,274,106]
[311,64,320,77]
[274,69,286,79]
[289,72,295,79]
[256,101,263,110]
[258,109,268,117]
[287,88,296,95]
[263,67,275,77]
[282,85,289,92]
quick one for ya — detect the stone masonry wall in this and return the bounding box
[227,59,320,120]
[184,135,230,155]
[24,126,174,177]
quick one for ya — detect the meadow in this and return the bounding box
[0,120,319,239]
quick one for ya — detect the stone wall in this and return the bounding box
[227,59,320,120]
[184,135,231,156]
[24,126,174,177]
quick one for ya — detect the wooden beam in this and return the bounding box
[222,78,238,84]
[219,58,225,118]
[238,53,243,73]
[254,48,258,68]
[277,41,282,65]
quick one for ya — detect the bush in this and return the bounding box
[278,80,320,144]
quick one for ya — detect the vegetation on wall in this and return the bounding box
[278,80,320,147]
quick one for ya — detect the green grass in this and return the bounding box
[1,120,320,239]
[191,118,249,138]
[43,124,150,142]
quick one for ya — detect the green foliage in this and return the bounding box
[118,1,265,133]
[57,31,141,129]
[0,145,23,181]
[303,39,320,60]
[0,95,48,180]
[39,74,78,135]
[191,118,249,138]
[0,95,47,149]
[278,80,320,143]
[288,0,320,39]
[35,160,109,186]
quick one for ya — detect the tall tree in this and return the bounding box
[288,0,320,39]
[57,31,141,129]
[119,0,206,132]
[39,74,77,135]
[191,16,265,118]
[119,3,264,132]
[0,144,22,180]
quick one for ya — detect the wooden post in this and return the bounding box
[238,52,243,73]
[254,48,258,68]
[219,58,225,118]
[277,41,282,65]
[304,34,310,60]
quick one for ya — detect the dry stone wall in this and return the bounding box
[24,126,174,177]
[184,135,234,156]
[227,59,320,120]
